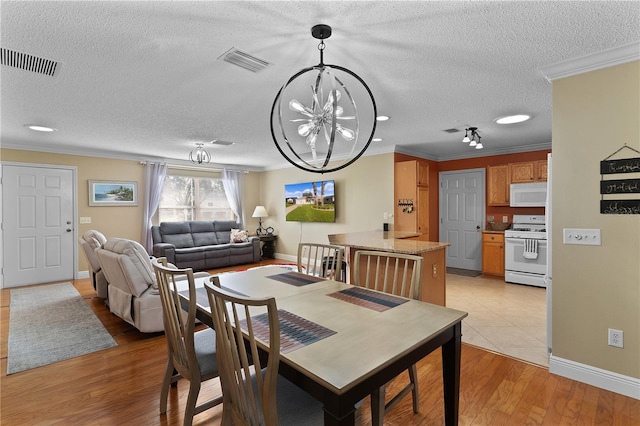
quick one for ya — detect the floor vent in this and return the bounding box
[218,47,271,73]
[0,47,60,77]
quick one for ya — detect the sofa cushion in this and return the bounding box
[230,228,249,243]
[213,220,239,244]
[190,222,218,246]
[159,222,194,248]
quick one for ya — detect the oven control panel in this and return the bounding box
[563,228,602,245]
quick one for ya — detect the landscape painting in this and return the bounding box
[89,180,138,206]
[285,180,336,222]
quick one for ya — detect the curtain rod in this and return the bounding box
[139,161,249,173]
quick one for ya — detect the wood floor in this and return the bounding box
[2,260,639,425]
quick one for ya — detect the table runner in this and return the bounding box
[266,271,325,287]
[242,309,336,353]
[328,287,409,312]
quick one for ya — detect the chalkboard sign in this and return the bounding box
[600,179,640,194]
[600,200,640,214]
[600,147,640,215]
[600,157,640,174]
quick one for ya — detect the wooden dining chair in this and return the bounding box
[297,242,345,282]
[152,257,222,426]
[352,250,424,426]
[205,280,324,426]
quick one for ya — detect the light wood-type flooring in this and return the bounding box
[2,259,639,425]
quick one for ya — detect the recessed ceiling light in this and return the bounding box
[376,115,390,121]
[495,115,530,124]
[24,124,57,132]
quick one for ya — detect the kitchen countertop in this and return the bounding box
[328,231,450,255]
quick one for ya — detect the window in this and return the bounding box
[158,173,235,223]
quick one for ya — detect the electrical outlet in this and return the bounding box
[608,328,624,348]
[502,215,509,223]
[383,212,389,220]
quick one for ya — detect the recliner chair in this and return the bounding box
[96,238,165,333]
[79,230,109,299]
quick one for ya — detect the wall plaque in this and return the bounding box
[600,145,640,215]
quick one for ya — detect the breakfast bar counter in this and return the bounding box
[328,231,450,306]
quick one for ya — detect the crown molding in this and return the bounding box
[539,41,640,82]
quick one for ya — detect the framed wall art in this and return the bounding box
[89,180,138,206]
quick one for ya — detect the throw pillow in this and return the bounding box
[230,228,249,243]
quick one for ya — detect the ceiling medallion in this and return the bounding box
[270,24,377,173]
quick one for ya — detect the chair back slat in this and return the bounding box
[153,258,200,381]
[354,250,423,300]
[297,242,345,282]
[206,278,281,426]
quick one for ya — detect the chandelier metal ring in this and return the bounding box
[270,24,377,174]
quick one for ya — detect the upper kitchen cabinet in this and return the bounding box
[394,160,429,237]
[510,160,548,183]
[487,164,510,206]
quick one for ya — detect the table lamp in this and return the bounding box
[252,205,268,235]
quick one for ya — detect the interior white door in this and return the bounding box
[439,169,485,270]
[2,164,75,287]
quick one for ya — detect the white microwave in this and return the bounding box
[510,182,547,207]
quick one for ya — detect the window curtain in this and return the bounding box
[142,162,168,252]
[222,169,245,226]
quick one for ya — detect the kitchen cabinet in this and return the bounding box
[510,160,548,183]
[482,232,505,276]
[394,160,429,238]
[487,165,510,206]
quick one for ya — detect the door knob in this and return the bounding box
[66,229,72,232]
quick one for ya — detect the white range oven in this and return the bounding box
[504,214,547,287]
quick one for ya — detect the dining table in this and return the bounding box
[176,265,468,425]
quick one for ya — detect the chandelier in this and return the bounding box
[189,143,211,164]
[462,127,483,149]
[270,24,377,173]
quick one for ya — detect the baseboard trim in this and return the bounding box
[77,270,90,279]
[549,354,640,400]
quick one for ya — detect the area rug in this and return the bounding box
[7,283,117,374]
[446,267,482,277]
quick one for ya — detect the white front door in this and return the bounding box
[439,169,485,270]
[2,164,76,288]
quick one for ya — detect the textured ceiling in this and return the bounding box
[1,1,639,171]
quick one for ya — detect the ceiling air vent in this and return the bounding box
[1,47,60,77]
[211,139,234,146]
[218,47,271,73]
[443,128,461,133]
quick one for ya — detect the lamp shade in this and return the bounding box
[252,206,268,218]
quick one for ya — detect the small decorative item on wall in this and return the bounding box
[89,180,138,206]
[600,144,640,214]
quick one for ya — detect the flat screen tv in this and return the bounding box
[285,180,336,222]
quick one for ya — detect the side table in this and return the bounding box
[258,234,277,259]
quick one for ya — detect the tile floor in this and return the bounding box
[446,272,549,367]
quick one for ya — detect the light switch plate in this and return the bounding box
[80,217,92,224]
[563,228,601,245]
